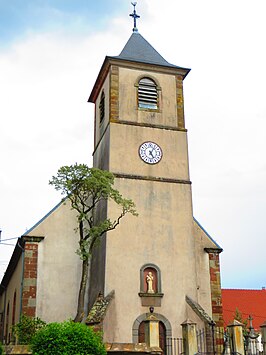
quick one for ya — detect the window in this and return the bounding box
[99,91,105,124]
[5,302,9,344]
[138,78,158,109]
[12,291,16,326]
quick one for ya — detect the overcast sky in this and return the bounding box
[1,0,266,290]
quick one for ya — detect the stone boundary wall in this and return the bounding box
[106,343,162,355]
[3,343,161,355]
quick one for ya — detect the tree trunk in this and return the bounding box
[74,259,89,322]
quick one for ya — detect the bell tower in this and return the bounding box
[87,4,223,346]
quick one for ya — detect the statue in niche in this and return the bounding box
[146,271,155,293]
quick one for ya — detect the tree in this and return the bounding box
[30,321,106,355]
[231,308,248,335]
[49,164,137,322]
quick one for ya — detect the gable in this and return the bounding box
[193,218,222,250]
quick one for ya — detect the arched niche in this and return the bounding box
[140,263,162,294]
[139,264,163,306]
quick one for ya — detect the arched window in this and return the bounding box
[12,291,16,326]
[99,91,105,124]
[138,78,158,109]
[5,302,9,344]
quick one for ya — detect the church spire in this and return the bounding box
[129,2,140,33]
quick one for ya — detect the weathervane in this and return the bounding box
[129,2,140,32]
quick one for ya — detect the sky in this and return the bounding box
[0,0,266,290]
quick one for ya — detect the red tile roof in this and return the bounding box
[222,288,266,331]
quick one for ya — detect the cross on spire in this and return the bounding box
[129,2,140,32]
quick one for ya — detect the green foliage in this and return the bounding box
[0,342,3,355]
[234,308,247,325]
[232,308,248,335]
[12,314,46,345]
[30,321,107,355]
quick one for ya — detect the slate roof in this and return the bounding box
[89,31,190,102]
[222,288,266,330]
[112,32,189,71]
[193,217,222,250]
[0,239,24,294]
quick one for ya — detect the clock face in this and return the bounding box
[139,141,162,164]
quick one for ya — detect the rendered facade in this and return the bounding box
[86,30,223,346]
[0,24,223,350]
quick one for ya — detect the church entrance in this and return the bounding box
[138,321,166,355]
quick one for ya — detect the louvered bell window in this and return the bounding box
[99,91,105,124]
[138,78,158,109]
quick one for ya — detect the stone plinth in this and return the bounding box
[181,319,197,355]
[228,320,245,355]
[106,343,161,355]
[4,345,31,354]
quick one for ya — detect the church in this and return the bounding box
[0,5,223,352]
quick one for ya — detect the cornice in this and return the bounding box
[110,119,187,132]
[88,56,190,104]
[22,235,45,243]
[114,173,191,185]
[204,247,223,254]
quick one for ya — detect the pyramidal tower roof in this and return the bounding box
[108,2,189,71]
[112,31,182,69]
[88,4,190,102]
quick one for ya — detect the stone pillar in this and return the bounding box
[260,321,266,354]
[176,75,185,129]
[181,319,197,355]
[227,320,245,355]
[110,65,119,122]
[145,313,160,348]
[204,248,224,329]
[21,236,44,317]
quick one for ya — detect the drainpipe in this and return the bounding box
[17,239,25,319]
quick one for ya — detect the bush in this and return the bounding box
[30,321,106,355]
[0,343,3,355]
[12,314,46,344]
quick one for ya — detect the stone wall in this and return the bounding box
[3,343,161,355]
[22,242,39,317]
[106,343,161,355]
[205,248,223,328]
[4,345,31,354]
